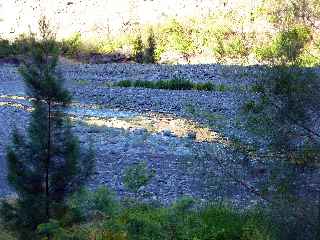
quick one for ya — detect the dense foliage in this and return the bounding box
[26,188,277,240]
[0,1,320,239]
[115,78,228,92]
[1,1,319,64]
[0,18,95,240]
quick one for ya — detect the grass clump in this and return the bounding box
[194,82,215,91]
[117,80,133,88]
[156,77,194,90]
[134,80,155,89]
[115,78,228,92]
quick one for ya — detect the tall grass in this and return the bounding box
[115,78,229,91]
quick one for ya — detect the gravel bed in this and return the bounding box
[0,62,266,205]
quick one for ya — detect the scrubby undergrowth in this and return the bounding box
[0,188,277,240]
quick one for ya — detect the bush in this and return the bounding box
[133,80,155,88]
[225,35,249,60]
[7,186,277,240]
[0,225,15,240]
[67,187,119,223]
[10,34,36,56]
[123,161,154,194]
[194,82,215,91]
[0,39,12,58]
[116,80,132,88]
[60,32,82,57]
[255,25,311,64]
[97,38,123,54]
[158,19,197,60]
[132,35,144,63]
[144,29,156,64]
[121,200,275,240]
[115,79,228,92]
[210,28,230,62]
[160,77,194,90]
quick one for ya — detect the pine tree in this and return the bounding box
[144,29,156,64]
[132,34,144,63]
[0,17,95,239]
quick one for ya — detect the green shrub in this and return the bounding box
[0,39,12,58]
[115,79,229,92]
[133,80,155,88]
[13,189,277,240]
[297,50,320,67]
[144,29,156,64]
[211,30,228,62]
[162,77,194,90]
[123,161,155,194]
[255,25,311,64]
[68,187,119,223]
[225,35,249,60]
[60,32,82,57]
[158,19,197,59]
[10,34,36,56]
[97,38,123,54]
[132,35,144,63]
[194,82,215,91]
[0,225,15,240]
[242,100,265,114]
[275,25,311,62]
[125,207,164,240]
[216,84,229,92]
[121,201,275,240]
[251,83,265,93]
[116,80,132,88]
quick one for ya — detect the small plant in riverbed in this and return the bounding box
[123,161,155,196]
[117,80,132,88]
[134,80,155,88]
[194,82,215,91]
[185,103,197,115]
[115,79,230,92]
[159,76,194,90]
[74,79,89,85]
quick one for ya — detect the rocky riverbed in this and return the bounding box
[0,62,281,205]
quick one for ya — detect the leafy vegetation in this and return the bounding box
[115,78,229,92]
[2,188,274,240]
[0,1,320,239]
[236,3,320,239]
[123,161,155,194]
[132,35,144,64]
[255,25,312,64]
[60,32,83,58]
[0,17,95,240]
[1,0,319,65]
[143,29,156,64]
